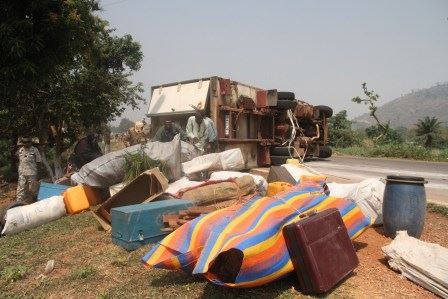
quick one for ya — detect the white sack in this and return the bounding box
[382,231,448,298]
[220,149,245,170]
[210,171,267,196]
[347,178,385,225]
[326,182,358,198]
[182,149,245,175]
[327,178,385,225]
[281,164,317,182]
[72,135,181,187]
[181,141,199,163]
[164,177,203,195]
[1,196,66,235]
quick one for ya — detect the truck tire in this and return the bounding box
[277,100,297,110]
[318,146,332,159]
[0,201,28,227]
[270,146,295,156]
[316,105,333,118]
[270,155,290,166]
[277,91,295,101]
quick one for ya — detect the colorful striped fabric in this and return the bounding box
[142,176,371,288]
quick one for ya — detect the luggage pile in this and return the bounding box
[5,140,427,297]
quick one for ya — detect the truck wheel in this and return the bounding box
[0,201,28,227]
[277,100,297,110]
[316,105,333,118]
[277,91,295,101]
[270,146,295,156]
[270,155,290,166]
[319,146,332,158]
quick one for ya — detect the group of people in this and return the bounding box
[13,110,216,202]
[152,110,217,154]
[14,134,104,202]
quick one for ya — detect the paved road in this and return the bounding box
[305,156,448,206]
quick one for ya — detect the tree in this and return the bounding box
[352,83,390,140]
[32,31,144,178]
[328,110,357,147]
[0,0,144,179]
[415,116,442,147]
[365,125,402,144]
[117,118,135,133]
[1,0,102,178]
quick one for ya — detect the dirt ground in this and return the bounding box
[0,183,447,298]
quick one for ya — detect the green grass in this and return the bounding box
[72,266,97,279]
[427,203,448,216]
[1,265,28,283]
[335,144,448,162]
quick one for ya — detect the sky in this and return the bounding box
[98,0,448,124]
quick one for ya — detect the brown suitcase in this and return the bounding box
[283,208,359,294]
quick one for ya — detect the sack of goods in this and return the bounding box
[181,148,245,176]
[178,175,256,206]
[72,135,182,187]
[1,196,66,236]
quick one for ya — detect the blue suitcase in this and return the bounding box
[111,199,194,251]
[37,182,70,200]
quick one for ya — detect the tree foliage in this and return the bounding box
[365,124,402,144]
[0,0,144,179]
[415,116,442,147]
[328,110,358,147]
[112,118,135,133]
[352,83,390,141]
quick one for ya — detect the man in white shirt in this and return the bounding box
[185,111,217,154]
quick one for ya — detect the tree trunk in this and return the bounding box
[53,126,64,179]
[425,135,432,148]
[9,134,18,181]
[39,146,55,182]
[37,115,55,181]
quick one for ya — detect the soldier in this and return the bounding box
[16,136,42,202]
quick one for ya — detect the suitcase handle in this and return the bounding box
[299,209,318,219]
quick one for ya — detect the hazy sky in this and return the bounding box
[98,0,448,124]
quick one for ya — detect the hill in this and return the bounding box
[353,83,448,128]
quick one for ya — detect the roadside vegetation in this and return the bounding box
[0,0,144,182]
[329,83,448,162]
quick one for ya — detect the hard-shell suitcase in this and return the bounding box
[283,208,359,294]
[111,199,193,251]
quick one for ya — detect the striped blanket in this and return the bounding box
[142,176,371,287]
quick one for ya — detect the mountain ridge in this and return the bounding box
[352,82,448,128]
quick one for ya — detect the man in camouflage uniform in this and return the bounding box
[16,137,42,202]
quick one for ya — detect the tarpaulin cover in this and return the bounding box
[142,176,371,288]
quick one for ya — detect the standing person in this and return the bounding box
[152,120,187,142]
[185,110,217,154]
[16,136,42,202]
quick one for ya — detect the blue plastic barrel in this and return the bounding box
[382,175,427,238]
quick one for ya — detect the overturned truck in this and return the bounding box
[147,76,332,168]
